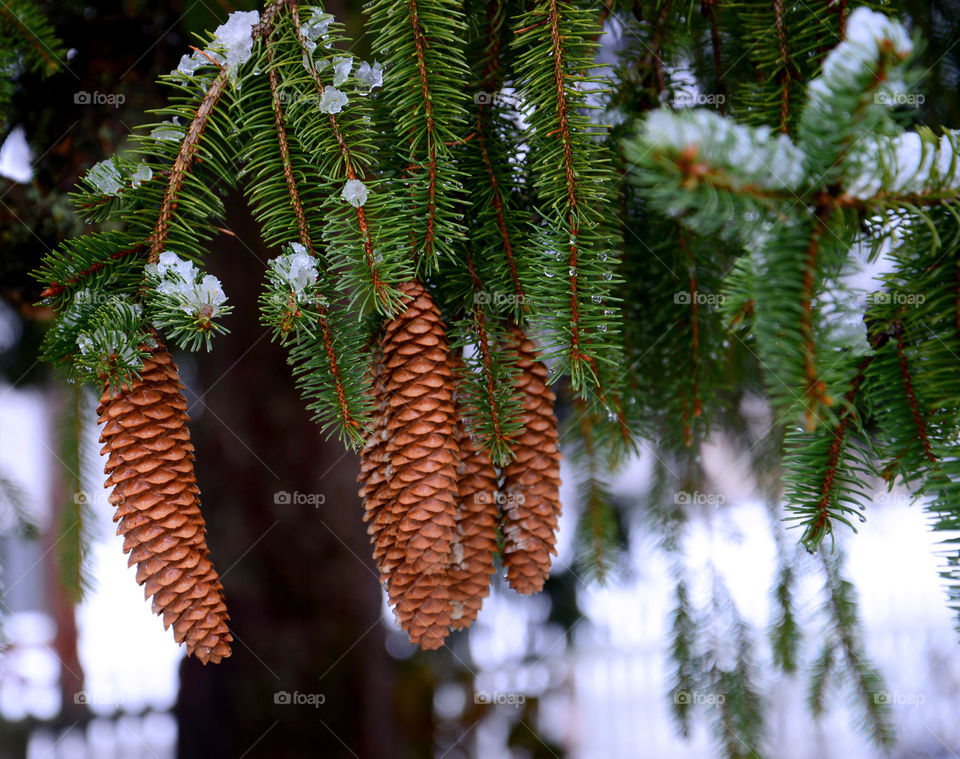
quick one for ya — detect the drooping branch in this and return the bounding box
[465,250,510,453]
[804,356,872,547]
[894,321,937,463]
[800,205,833,429]
[701,0,726,115]
[267,58,313,255]
[286,2,388,307]
[149,69,230,263]
[264,27,360,437]
[546,0,586,371]
[474,0,525,307]
[409,0,440,260]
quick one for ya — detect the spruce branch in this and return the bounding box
[817,550,895,748]
[365,0,470,269]
[149,68,230,263]
[784,355,873,551]
[512,0,622,393]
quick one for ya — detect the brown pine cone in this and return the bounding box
[447,418,500,630]
[378,280,460,648]
[501,325,562,594]
[97,344,232,664]
[357,345,394,580]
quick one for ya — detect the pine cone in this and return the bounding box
[448,418,499,629]
[97,345,232,664]
[378,280,460,648]
[501,325,562,594]
[358,346,394,580]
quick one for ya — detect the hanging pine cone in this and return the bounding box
[358,344,394,581]
[447,417,500,629]
[378,280,460,649]
[501,325,562,594]
[97,344,232,664]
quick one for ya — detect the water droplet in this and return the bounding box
[253,67,261,75]
[545,268,554,278]
[592,294,602,304]
[607,410,617,422]
[604,309,614,316]
[374,252,383,263]
[555,251,563,261]
[598,323,607,333]
[569,267,576,277]
[597,251,608,262]
[602,271,613,281]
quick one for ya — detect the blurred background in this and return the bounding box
[2,1,960,758]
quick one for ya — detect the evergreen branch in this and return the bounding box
[366,0,469,268]
[572,398,620,582]
[57,385,93,602]
[0,0,64,76]
[286,2,398,311]
[799,205,833,430]
[410,0,440,261]
[513,0,622,393]
[769,555,800,674]
[149,68,230,263]
[40,242,143,300]
[677,230,701,446]
[819,551,894,748]
[701,0,726,115]
[464,251,514,461]
[789,355,872,551]
[267,56,313,254]
[772,0,796,133]
[893,321,937,463]
[547,0,587,374]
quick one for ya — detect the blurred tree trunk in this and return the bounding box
[175,196,397,759]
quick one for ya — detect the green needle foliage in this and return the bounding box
[0,0,66,131]
[20,1,960,755]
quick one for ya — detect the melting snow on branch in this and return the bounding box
[332,56,352,87]
[807,9,913,119]
[844,131,960,199]
[642,109,807,190]
[355,61,384,90]
[146,252,228,319]
[270,247,319,298]
[341,179,368,208]
[150,118,182,142]
[176,52,203,76]
[208,11,260,71]
[130,162,153,188]
[86,159,123,195]
[318,87,348,114]
[301,8,333,54]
